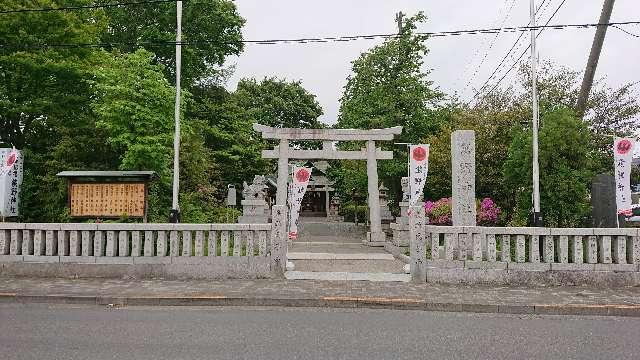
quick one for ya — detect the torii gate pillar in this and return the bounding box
[366,140,384,242]
[254,123,402,246]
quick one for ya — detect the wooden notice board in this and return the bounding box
[70,183,146,218]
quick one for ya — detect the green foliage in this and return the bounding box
[0,1,115,222]
[90,49,176,180]
[337,13,443,139]
[100,0,245,87]
[503,107,593,227]
[340,204,368,223]
[187,77,324,190]
[234,77,324,129]
[332,12,447,202]
[425,102,519,211]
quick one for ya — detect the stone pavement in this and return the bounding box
[1,276,639,316]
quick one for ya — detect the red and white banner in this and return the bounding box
[0,148,23,217]
[409,144,429,206]
[614,138,635,216]
[288,166,312,240]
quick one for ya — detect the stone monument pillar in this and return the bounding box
[591,173,617,227]
[238,175,270,223]
[451,130,476,226]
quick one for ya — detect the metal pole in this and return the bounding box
[530,0,542,226]
[170,1,182,223]
[576,0,615,118]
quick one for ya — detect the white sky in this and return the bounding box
[225,0,639,127]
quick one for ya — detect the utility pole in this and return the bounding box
[169,0,183,223]
[529,0,542,226]
[576,0,615,117]
[395,11,404,34]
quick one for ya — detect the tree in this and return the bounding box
[333,12,446,203]
[100,0,245,87]
[187,77,324,190]
[0,1,115,222]
[425,98,519,214]
[90,49,176,179]
[503,107,593,227]
[186,84,269,190]
[233,77,324,130]
[481,61,640,174]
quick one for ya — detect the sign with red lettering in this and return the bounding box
[288,166,312,239]
[409,144,429,206]
[0,148,23,217]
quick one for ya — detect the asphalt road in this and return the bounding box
[1,303,639,360]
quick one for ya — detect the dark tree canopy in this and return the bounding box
[100,0,245,87]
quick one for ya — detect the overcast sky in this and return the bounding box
[224,0,639,126]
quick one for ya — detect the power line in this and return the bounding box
[457,0,514,90]
[463,0,518,93]
[470,0,569,105]
[0,0,177,14]
[1,20,638,50]
[612,24,640,38]
[470,0,551,102]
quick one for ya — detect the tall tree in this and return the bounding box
[333,12,446,203]
[233,77,324,130]
[100,0,245,87]
[90,49,176,178]
[503,107,593,227]
[0,1,115,222]
[187,78,324,189]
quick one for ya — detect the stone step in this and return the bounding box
[297,222,367,237]
[287,252,395,260]
[285,271,411,282]
[293,235,363,243]
[291,259,405,273]
[288,242,389,254]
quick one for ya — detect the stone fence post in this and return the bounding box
[409,205,427,283]
[270,205,287,275]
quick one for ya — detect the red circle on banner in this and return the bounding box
[617,139,633,155]
[412,146,427,161]
[6,153,16,167]
[295,168,310,183]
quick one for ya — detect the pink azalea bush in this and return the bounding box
[424,198,452,225]
[424,197,501,226]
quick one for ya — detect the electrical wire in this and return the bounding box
[470,0,551,102]
[0,0,177,14]
[470,0,569,105]
[1,20,638,51]
[463,0,518,93]
[612,24,640,38]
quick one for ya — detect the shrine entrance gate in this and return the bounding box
[253,123,402,245]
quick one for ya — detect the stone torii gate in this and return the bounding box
[253,123,402,245]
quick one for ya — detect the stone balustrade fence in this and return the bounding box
[408,207,640,285]
[0,206,288,279]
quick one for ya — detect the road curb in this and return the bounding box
[1,293,639,317]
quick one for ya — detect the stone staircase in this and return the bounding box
[286,220,410,282]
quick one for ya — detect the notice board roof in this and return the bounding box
[56,171,156,180]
